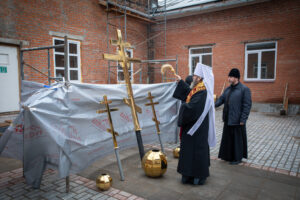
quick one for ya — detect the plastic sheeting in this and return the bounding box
[0,80,179,188]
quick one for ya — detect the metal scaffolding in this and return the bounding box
[104,0,172,84]
[20,36,69,85]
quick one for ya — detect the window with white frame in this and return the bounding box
[53,38,81,82]
[117,49,133,83]
[245,41,277,81]
[189,47,212,75]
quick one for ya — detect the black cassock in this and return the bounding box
[215,82,251,162]
[173,80,210,179]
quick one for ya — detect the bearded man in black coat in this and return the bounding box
[173,63,216,185]
[215,68,252,165]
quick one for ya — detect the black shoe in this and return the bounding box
[229,160,241,165]
[181,175,190,184]
[193,178,206,185]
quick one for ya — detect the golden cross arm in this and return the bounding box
[101,99,112,104]
[96,108,118,114]
[145,102,159,106]
[124,98,142,113]
[107,128,119,136]
[103,54,123,62]
[103,53,141,63]
[127,58,141,63]
[110,39,133,49]
[152,117,160,124]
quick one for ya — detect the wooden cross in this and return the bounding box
[97,95,119,148]
[145,91,160,134]
[103,29,142,131]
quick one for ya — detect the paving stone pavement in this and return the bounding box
[0,110,300,200]
[0,168,145,200]
[156,110,300,177]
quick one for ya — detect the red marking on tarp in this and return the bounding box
[24,125,43,139]
[91,118,108,131]
[14,124,23,134]
[120,112,132,122]
[53,124,83,142]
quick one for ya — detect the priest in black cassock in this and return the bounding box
[173,63,216,185]
[215,68,252,165]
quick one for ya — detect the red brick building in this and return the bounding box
[0,0,299,113]
[151,0,300,105]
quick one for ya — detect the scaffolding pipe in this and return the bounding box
[164,0,167,58]
[64,36,69,82]
[47,49,51,85]
[103,0,270,21]
[104,0,149,18]
[106,1,111,84]
[124,0,127,42]
[21,44,65,52]
[141,59,176,63]
[20,51,24,80]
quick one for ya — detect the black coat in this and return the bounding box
[173,80,210,179]
[215,82,252,125]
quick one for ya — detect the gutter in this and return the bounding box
[152,0,271,21]
[99,0,150,19]
[100,0,271,21]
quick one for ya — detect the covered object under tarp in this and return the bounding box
[0,80,179,188]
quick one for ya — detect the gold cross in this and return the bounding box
[145,91,161,134]
[97,95,119,148]
[103,29,142,131]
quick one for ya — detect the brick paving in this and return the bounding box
[0,168,145,200]
[0,110,299,199]
[154,110,300,177]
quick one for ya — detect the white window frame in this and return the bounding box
[117,49,133,83]
[244,41,277,82]
[189,46,212,75]
[53,37,81,82]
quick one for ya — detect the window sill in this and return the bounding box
[244,79,275,83]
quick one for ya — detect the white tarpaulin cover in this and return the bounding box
[0,80,179,188]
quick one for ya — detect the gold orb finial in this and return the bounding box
[173,147,180,158]
[142,149,167,177]
[96,174,112,191]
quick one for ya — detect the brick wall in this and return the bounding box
[151,0,300,104]
[1,0,299,104]
[0,0,148,84]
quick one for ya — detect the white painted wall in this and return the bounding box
[0,45,20,113]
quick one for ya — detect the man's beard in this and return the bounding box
[190,80,198,89]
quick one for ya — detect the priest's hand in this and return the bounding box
[240,122,244,125]
[175,74,181,82]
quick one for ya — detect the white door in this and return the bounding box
[0,46,20,113]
